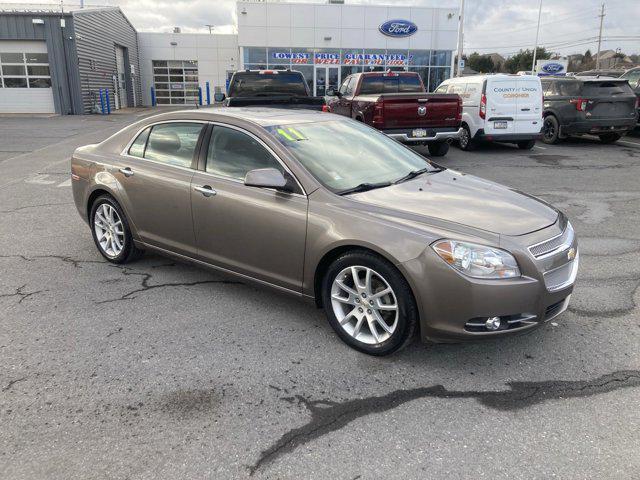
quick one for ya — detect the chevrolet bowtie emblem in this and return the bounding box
[567,247,576,260]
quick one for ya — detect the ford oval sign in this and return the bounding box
[379,20,418,38]
[542,62,565,74]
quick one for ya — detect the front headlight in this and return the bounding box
[432,240,520,279]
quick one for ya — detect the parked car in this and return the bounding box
[215,69,326,110]
[435,74,543,151]
[620,67,640,125]
[325,71,462,157]
[540,76,638,144]
[71,108,578,356]
[573,69,625,78]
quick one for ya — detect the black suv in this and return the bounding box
[541,76,638,144]
[620,67,640,125]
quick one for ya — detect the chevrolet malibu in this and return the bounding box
[71,108,578,356]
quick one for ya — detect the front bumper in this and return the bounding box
[562,118,636,135]
[399,221,578,343]
[386,127,463,144]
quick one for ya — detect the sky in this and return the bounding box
[11,0,640,57]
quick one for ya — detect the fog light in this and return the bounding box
[486,317,501,331]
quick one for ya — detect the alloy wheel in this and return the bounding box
[543,118,555,141]
[93,203,125,258]
[459,128,469,148]
[330,266,399,345]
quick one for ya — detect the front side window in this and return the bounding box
[339,77,351,95]
[144,123,203,168]
[206,126,283,181]
[267,120,437,193]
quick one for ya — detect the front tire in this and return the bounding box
[542,115,560,144]
[90,194,143,264]
[427,141,450,157]
[322,251,418,356]
[599,133,622,144]
[517,139,536,150]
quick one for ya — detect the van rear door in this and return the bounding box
[484,77,517,135]
[514,76,543,134]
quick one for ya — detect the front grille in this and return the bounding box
[529,222,574,259]
[543,251,579,292]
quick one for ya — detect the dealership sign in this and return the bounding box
[379,20,418,37]
[535,59,568,76]
[344,53,413,66]
[272,52,310,64]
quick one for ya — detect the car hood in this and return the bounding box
[349,170,558,236]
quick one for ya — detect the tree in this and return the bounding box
[504,47,551,73]
[467,52,495,73]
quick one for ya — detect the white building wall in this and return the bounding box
[138,32,239,106]
[237,2,458,50]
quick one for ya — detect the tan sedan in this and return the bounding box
[71,108,578,355]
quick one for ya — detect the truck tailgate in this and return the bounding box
[376,93,460,128]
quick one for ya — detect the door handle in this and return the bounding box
[194,185,217,197]
[119,167,134,177]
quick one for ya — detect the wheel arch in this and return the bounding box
[86,186,140,240]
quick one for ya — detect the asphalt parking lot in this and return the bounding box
[1,109,639,479]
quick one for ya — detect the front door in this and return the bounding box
[191,124,308,292]
[315,66,340,96]
[112,121,205,257]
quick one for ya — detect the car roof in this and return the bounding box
[542,75,627,82]
[161,107,338,127]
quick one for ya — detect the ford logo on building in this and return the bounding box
[542,62,565,74]
[379,20,418,38]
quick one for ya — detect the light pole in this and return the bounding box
[205,24,215,34]
[531,0,543,74]
[455,0,465,77]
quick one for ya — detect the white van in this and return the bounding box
[435,74,543,150]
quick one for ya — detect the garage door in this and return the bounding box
[0,41,55,114]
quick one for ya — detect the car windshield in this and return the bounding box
[266,119,438,193]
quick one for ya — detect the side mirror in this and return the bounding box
[214,92,226,102]
[244,168,293,192]
[326,87,340,97]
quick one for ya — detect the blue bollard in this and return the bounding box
[105,89,111,114]
[151,86,156,107]
[99,89,105,115]
[206,82,210,105]
[198,87,203,106]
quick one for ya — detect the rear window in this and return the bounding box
[359,75,423,94]
[582,81,635,96]
[228,72,309,97]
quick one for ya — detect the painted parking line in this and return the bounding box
[618,140,640,148]
[57,179,72,187]
[534,145,547,150]
[24,174,56,185]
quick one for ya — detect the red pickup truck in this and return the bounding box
[326,71,462,156]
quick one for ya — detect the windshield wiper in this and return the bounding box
[393,167,431,185]
[337,181,392,196]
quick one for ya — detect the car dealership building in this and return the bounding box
[0,0,459,113]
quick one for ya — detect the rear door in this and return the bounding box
[484,77,518,135]
[582,80,637,121]
[514,76,542,134]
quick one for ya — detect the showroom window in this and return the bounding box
[0,52,51,88]
[152,60,199,105]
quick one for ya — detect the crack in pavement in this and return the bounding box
[0,201,74,213]
[0,284,46,304]
[569,276,640,318]
[249,370,640,475]
[2,376,27,392]
[0,254,105,268]
[95,268,244,304]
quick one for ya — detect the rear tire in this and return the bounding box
[517,139,536,150]
[90,194,143,264]
[427,141,450,157]
[599,133,622,144]
[458,124,476,151]
[322,251,418,356]
[542,115,560,144]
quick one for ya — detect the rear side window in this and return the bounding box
[144,123,203,168]
[582,81,634,96]
[359,75,423,94]
[128,128,150,157]
[557,82,581,96]
[206,126,283,181]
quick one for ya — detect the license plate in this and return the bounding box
[494,121,508,129]
[412,128,427,138]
